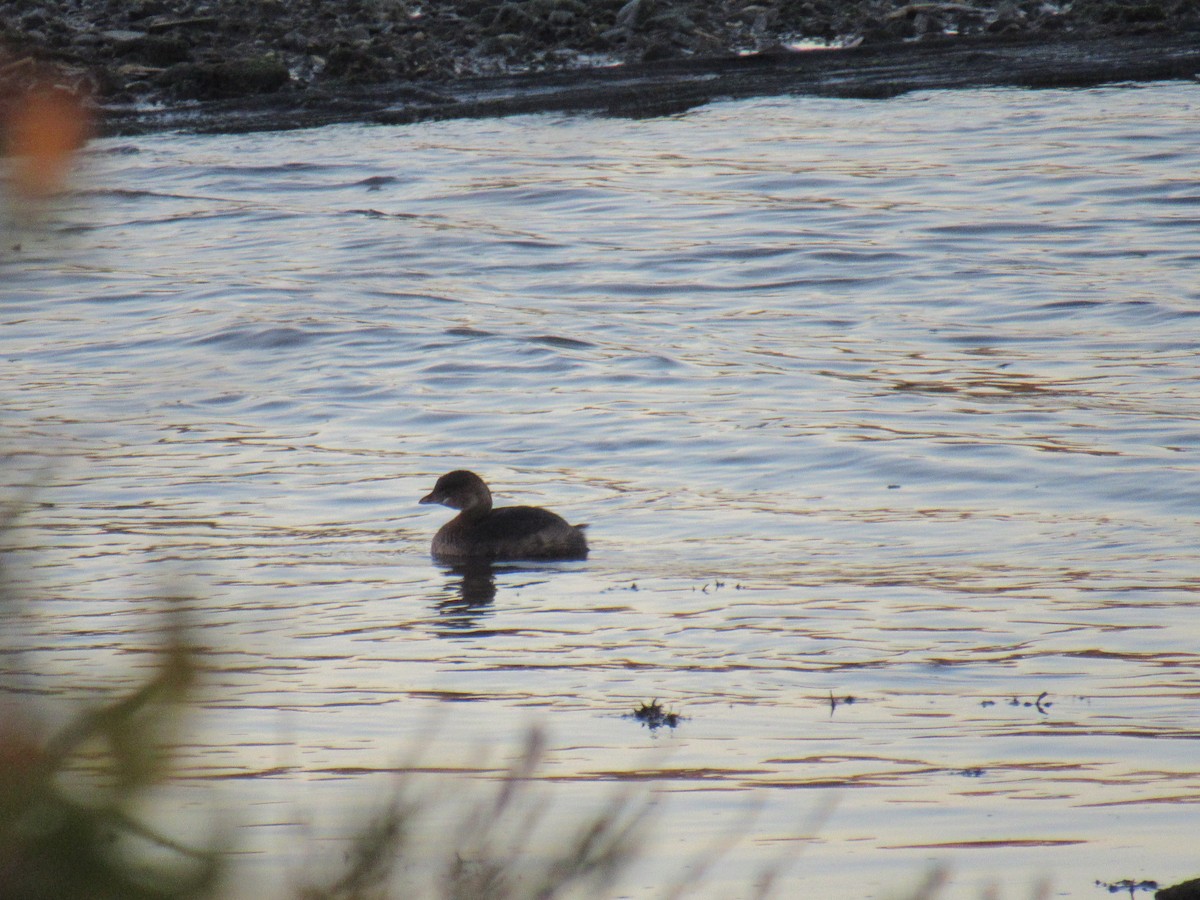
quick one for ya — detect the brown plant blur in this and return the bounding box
[1,58,93,202]
[0,611,223,899]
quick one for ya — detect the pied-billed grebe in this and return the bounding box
[419,470,588,562]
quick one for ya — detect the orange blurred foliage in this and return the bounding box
[3,78,92,199]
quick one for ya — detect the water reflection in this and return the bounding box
[432,559,498,630]
[6,83,1200,896]
[430,559,590,636]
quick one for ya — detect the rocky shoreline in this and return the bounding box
[1,1,1199,136]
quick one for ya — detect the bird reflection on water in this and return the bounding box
[432,559,499,632]
[429,558,589,635]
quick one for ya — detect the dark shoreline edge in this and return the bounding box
[101,32,1200,137]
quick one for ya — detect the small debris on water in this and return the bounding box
[632,699,681,731]
[1026,691,1052,714]
[829,692,858,714]
[982,692,1051,714]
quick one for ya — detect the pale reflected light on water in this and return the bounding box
[3,81,1200,897]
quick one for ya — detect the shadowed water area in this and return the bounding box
[3,82,1200,897]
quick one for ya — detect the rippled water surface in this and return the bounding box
[4,82,1200,897]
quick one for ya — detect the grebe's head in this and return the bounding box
[419,470,493,513]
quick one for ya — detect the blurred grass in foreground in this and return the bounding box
[0,496,220,898]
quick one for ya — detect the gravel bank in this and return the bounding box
[1,1,1199,135]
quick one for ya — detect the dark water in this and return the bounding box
[3,82,1200,897]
